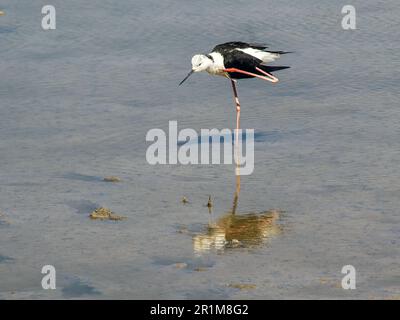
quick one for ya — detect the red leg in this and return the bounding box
[255,67,279,83]
[230,79,241,174]
[224,67,279,83]
[230,79,240,134]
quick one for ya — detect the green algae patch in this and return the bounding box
[103,176,122,183]
[89,207,126,221]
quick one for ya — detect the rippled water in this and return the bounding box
[0,0,399,299]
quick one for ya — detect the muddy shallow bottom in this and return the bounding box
[0,0,399,299]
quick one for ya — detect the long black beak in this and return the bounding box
[179,70,194,86]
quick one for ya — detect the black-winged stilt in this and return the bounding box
[179,41,290,133]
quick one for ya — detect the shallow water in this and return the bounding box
[0,0,399,299]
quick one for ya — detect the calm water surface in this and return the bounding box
[0,0,399,299]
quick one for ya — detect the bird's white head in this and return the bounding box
[191,54,213,72]
[179,54,214,85]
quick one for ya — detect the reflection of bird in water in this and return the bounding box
[207,195,213,208]
[193,209,282,254]
[206,195,213,214]
[192,136,283,254]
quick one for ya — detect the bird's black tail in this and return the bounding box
[265,50,293,55]
[258,65,290,74]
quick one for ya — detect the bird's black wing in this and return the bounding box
[212,41,268,53]
[245,42,269,50]
[223,50,262,69]
[223,50,263,79]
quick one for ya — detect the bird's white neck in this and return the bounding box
[206,52,226,76]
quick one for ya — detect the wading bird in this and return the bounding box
[179,41,290,133]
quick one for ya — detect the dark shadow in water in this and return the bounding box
[254,131,283,143]
[0,254,14,263]
[0,26,17,34]
[67,200,99,215]
[2,182,43,187]
[0,215,10,226]
[62,172,104,182]
[176,131,284,147]
[62,278,101,298]
[152,256,215,271]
